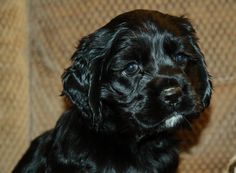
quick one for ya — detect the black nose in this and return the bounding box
[161,86,183,104]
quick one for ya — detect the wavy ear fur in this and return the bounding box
[62,29,111,128]
[180,17,212,108]
[192,44,212,108]
[61,26,125,128]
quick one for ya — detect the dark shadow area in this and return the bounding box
[177,106,212,152]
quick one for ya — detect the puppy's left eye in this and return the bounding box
[122,62,140,76]
[174,53,188,66]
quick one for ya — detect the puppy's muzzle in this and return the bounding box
[160,86,183,105]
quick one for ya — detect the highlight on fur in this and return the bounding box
[13,9,212,173]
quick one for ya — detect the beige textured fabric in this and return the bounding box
[0,0,30,172]
[0,0,235,173]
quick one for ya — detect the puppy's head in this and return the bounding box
[62,10,212,135]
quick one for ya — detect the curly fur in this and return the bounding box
[13,9,212,173]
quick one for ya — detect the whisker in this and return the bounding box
[181,116,193,130]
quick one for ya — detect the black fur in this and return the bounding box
[13,10,212,173]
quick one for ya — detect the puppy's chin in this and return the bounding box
[161,114,184,129]
[159,113,192,132]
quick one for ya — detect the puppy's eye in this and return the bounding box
[122,62,140,76]
[174,53,188,66]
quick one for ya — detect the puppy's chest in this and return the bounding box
[61,142,177,173]
[76,154,174,173]
[76,152,162,173]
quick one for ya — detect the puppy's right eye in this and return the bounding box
[122,62,140,76]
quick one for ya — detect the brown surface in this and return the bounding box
[0,0,235,172]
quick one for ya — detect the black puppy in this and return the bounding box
[13,10,212,173]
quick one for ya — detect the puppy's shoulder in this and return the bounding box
[12,130,53,173]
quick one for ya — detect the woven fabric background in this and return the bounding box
[0,0,235,173]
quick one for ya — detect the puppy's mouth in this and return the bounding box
[130,106,202,133]
[158,112,196,132]
[131,112,185,131]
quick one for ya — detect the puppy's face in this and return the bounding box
[63,10,212,134]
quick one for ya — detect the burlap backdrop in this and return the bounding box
[0,0,235,173]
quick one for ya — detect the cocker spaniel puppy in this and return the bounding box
[13,9,212,173]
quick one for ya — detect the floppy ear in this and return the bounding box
[180,17,212,108]
[61,32,108,128]
[193,46,212,108]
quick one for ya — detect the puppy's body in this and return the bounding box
[13,10,212,173]
[14,110,178,173]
